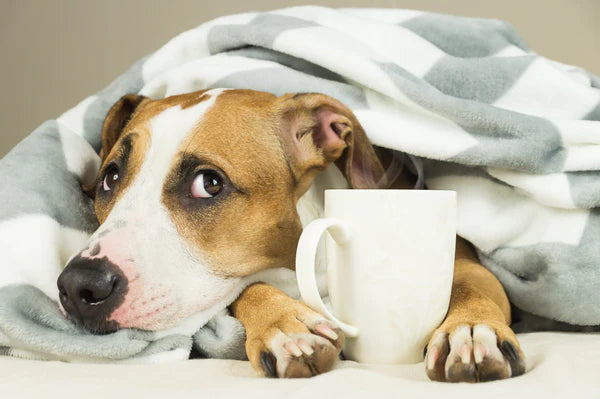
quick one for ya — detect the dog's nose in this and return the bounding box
[57,254,127,333]
[59,267,117,305]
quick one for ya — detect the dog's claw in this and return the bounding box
[501,340,526,377]
[426,345,439,370]
[284,341,303,357]
[297,339,314,356]
[501,340,517,361]
[459,344,471,364]
[473,343,486,364]
[260,351,278,378]
[314,324,338,340]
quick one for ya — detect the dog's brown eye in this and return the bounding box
[102,164,120,192]
[190,171,223,198]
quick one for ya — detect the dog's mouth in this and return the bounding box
[59,290,124,335]
[66,312,121,335]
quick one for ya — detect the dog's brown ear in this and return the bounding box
[99,94,147,161]
[82,94,147,198]
[278,93,385,193]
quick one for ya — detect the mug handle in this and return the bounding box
[295,218,359,337]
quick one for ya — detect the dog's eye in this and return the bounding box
[190,171,223,198]
[102,164,120,192]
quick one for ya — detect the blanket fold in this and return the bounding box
[1,6,598,362]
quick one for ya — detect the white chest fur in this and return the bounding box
[296,165,349,228]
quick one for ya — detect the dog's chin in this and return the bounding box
[106,308,219,337]
[113,313,186,332]
[104,298,226,333]
[66,313,121,335]
[71,311,183,334]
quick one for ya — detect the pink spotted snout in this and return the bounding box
[57,224,142,334]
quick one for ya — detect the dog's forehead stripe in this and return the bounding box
[146,90,221,176]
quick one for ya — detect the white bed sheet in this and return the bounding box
[1,332,598,398]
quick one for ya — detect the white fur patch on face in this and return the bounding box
[80,89,249,330]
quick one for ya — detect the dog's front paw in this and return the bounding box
[425,323,526,383]
[246,303,344,378]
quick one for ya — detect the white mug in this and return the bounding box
[296,189,456,364]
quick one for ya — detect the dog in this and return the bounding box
[57,88,526,381]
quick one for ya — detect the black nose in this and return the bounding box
[57,254,127,334]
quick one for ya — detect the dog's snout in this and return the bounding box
[57,254,127,334]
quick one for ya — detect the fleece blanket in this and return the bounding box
[1,6,599,362]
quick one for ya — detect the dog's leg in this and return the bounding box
[231,283,344,378]
[425,237,526,382]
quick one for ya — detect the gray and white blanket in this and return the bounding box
[1,6,599,362]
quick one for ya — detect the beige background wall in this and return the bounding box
[1,0,598,158]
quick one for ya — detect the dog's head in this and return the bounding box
[57,89,384,333]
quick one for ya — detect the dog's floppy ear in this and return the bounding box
[83,94,147,198]
[278,93,385,193]
[99,94,147,162]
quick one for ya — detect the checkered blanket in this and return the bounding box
[1,6,599,362]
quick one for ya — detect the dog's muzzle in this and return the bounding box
[57,254,128,334]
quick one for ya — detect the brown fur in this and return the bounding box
[94,89,522,380]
